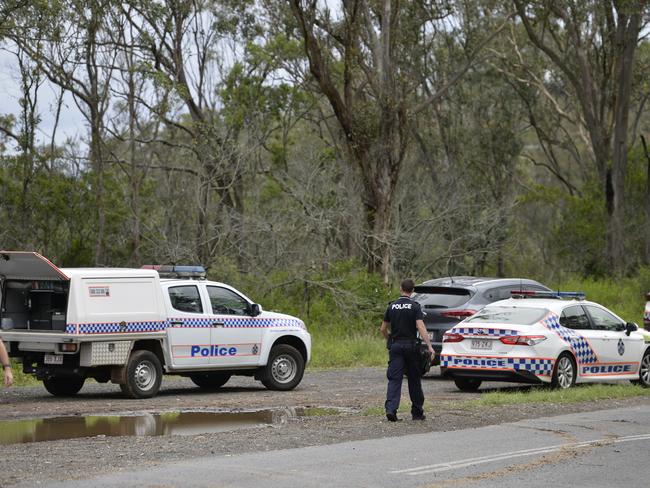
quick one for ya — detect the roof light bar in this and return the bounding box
[511,290,585,300]
[141,265,206,280]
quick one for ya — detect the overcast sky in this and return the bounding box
[0,49,85,149]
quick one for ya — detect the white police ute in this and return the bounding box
[440,291,650,391]
[0,252,311,398]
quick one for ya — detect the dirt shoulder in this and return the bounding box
[1,367,649,487]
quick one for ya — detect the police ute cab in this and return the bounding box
[0,251,311,398]
[441,291,650,391]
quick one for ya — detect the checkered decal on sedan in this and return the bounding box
[541,314,598,364]
[453,328,520,337]
[66,316,304,334]
[440,354,553,375]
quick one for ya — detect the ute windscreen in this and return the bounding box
[465,306,548,325]
[412,286,471,309]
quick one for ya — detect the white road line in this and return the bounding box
[389,433,650,476]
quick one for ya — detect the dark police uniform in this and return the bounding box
[384,296,426,418]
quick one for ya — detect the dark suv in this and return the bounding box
[413,277,550,365]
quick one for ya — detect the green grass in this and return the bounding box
[309,331,387,369]
[555,274,650,324]
[465,383,650,408]
[362,400,435,416]
[7,359,38,387]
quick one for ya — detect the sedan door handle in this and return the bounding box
[170,321,183,327]
[211,321,224,328]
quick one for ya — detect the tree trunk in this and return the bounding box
[90,113,105,266]
[607,10,640,274]
[641,135,650,265]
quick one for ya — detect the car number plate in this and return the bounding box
[471,339,492,350]
[44,354,63,365]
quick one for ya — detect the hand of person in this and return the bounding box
[4,367,13,388]
[428,345,434,357]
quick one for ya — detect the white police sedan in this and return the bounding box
[440,291,650,391]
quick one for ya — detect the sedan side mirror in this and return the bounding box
[625,322,638,336]
[250,303,262,317]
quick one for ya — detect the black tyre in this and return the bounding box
[631,349,650,387]
[190,372,232,390]
[260,344,305,391]
[43,376,85,397]
[119,350,163,399]
[551,352,576,389]
[454,377,482,392]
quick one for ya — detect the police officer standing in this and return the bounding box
[1,340,13,387]
[380,279,433,422]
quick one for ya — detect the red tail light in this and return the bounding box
[443,333,465,343]
[500,335,546,346]
[440,309,477,320]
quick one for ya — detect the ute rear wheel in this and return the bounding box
[551,352,576,389]
[454,377,482,392]
[631,349,650,387]
[190,372,232,390]
[43,376,85,397]
[260,344,305,391]
[120,350,162,399]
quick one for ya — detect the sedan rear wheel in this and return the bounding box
[551,353,576,389]
[454,377,482,392]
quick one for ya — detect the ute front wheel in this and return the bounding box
[120,350,162,399]
[260,344,305,391]
[43,376,85,397]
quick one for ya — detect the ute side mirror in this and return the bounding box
[250,303,262,317]
[625,322,638,336]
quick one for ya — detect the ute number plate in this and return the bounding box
[44,354,63,365]
[471,339,492,350]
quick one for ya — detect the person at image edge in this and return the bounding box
[1,340,13,387]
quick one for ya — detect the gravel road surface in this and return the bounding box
[34,405,650,488]
[1,367,648,487]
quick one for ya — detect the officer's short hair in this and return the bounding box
[400,279,415,293]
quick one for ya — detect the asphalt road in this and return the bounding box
[35,404,650,488]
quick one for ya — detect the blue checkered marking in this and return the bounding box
[541,313,598,364]
[66,316,304,334]
[454,328,520,337]
[440,354,553,375]
[66,321,167,334]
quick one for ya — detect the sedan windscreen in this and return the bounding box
[412,286,471,309]
[464,306,548,325]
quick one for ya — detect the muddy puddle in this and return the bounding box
[0,407,341,445]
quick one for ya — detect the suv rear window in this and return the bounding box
[465,306,548,325]
[413,286,471,309]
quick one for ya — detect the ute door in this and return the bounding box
[166,284,211,367]
[206,285,263,367]
[583,305,643,375]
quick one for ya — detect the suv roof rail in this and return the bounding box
[511,290,585,300]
